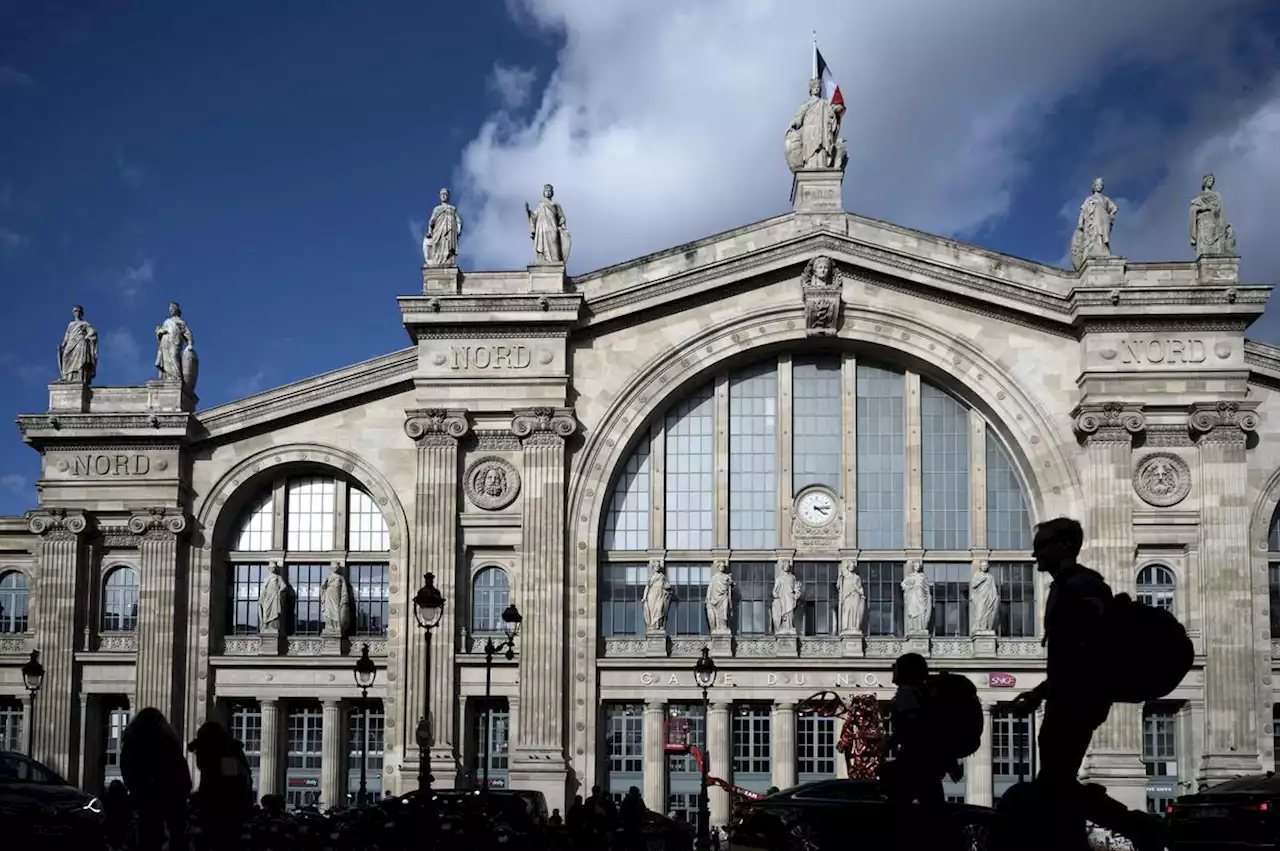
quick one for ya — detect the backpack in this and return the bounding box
[922,671,984,761]
[1096,592,1193,704]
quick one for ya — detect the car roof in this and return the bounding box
[1191,773,1280,797]
[770,779,886,801]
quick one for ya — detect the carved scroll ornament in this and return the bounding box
[404,408,469,444]
[1073,401,1145,443]
[511,406,576,445]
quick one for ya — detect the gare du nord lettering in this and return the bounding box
[450,344,532,370]
[1119,337,1207,365]
[62,453,153,476]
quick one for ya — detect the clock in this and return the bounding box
[795,488,837,527]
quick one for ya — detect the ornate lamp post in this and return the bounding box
[352,643,378,806]
[480,603,522,790]
[412,573,446,793]
[21,650,44,758]
[692,646,716,851]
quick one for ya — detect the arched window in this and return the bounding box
[598,354,1037,641]
[471,567,511,633]
[0,571,29,634]
[102,567,140,632]
[225,473,391,637]
[1268,504,1280,636]
[1136,565,1176,613]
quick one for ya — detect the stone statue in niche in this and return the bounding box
[771,559,802,633]
[320,561,352,636]
[155,301,198,393]
[705,559,734,633]
[424,187,462,266]
[642,558,673,632]
[901,561,932,634]
[258,560,287,634]
[786,77,846,173]
[801,255,842,337]
[969,560,999,634]
[1070,178,1118,270]
[525,183,571,263]
[1189,173,1231,256]
[837,558,864,634]
[58,304,98,384]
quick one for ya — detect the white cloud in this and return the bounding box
[407,217,426,246]
[488,63,538,110]
[456,0,1265,275]
[119,257,154,297]
[0,473,27,495]
[230,369,269,398]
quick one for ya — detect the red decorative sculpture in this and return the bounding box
[801,691,887,780]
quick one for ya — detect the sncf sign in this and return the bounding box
[988,672,1017,688]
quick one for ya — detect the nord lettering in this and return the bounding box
[1119,338,1206,365]
[449,345,532,370]
[69,454,151,477]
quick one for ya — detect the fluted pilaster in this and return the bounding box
[707,702,731,829]
[130,508,187,719]
[771,701,796,791]
[404,408,469,787]
[260,698,281,798]
[966,704,994,807]
[510,407,575,766]
[1189,401,1261,782]
[642,700,667,811]
[25,508,90,781]
[321,700,345,809]
[1072,402,1145,806]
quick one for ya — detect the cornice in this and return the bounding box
[17,413,192,448]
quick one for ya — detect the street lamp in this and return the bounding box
[21,649,44,758]
[692,646,716,851]
[480,603,522,790]
[412,573,446,794]
[352,643,378,807]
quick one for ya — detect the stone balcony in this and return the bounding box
[601,634,1043,660]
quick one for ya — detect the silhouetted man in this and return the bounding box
[885,653,953,847]
[619,785,647,850]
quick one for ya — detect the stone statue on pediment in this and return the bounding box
[525,183,571,263]
[705,559,734,634]
[1070,178,1118,270]
[642,558,673,632]
[1189,174,1231,256]
[902,561,932,634]
[786,77,846,173]
[424,187,462,267]
[970,560,999,634]
[155,301,198,393]
[58,304,97,384]
[321,561,351,636]
[837,559,864,634]
[771,559,802,633]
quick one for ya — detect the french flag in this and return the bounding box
[813,40,844,109]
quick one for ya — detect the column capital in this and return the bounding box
[1072,402,1145,444]
[708,701,732,713]
[259,696,280,708]
[1188,400,1258,446]
[26,507,91,538]
[405,408,470,444]
[511,406,576,445]
[772,700,797,711]
[127,507,189,538]
[643,699,667,713]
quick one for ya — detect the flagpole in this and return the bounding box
[812,32,819,79]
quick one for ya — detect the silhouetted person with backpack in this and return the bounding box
[188,720,254,851]
[119,707,191,851]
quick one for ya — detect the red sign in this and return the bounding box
[988,672,1017,688]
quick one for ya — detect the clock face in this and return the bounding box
[796,489,837,526]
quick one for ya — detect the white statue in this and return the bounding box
[786,77,845,173]
[58,304,98,384]
[642,559,674,632]
[1223,223,1237,255]
[258,561,287,633]
[705,559,734,633]
[1189,173,1230,256]
[320,561,351,635]
[771,559,802,633]
[1070,178,1118,270]
[424,187,462,266]
[837,559,864,634]
[969,560,999,634]
[155,301,198,392]
[902,561,932,633]
[525,183,571,263]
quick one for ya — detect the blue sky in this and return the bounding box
[2,0,1279,515]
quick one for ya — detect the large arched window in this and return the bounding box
[1136,564,1175,614]
[599,354,1036,640]
[1268,506,1280,636]
[0,571,28,634]
[102,566,140,632]
[471,567,511,633]
[225,473,391,637]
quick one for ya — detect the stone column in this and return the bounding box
[771,701,797,791]
[130,508,187,719]
[509,407,576,808]
[321,700,345,809]
[26,509,90,780]
[404,409,469,787]
[76,693,90,790]
[966,704,994,807]
[643,700,667,812]
[1072,402,1146,809]
[259,698,281,799]
[707,702,732,829]
[1189,401,1261,783]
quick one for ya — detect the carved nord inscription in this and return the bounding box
[1118,338,1207,365]
[55,453,158,476]
[450,345,532,370]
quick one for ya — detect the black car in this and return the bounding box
[1168,772,1278,849]
[0,751,103,838]
[727,778,994,851]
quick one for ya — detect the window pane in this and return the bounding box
[667,703,705,774]
[857,561,904,637]
[731,562,773,635]
[603,438,651,551]
[347,487,390,552]
[286,477,336,552]
[921,383,970,550]
[666,564,710,637]
[992,710,1034,796]
[604,703,644,781]
[346,703,385,803]
[986,434,1031,550]
[230,703,263,776]
[350,563,389,635]
[991,562,1035,637]
[729,363,778,549]
[287,706,324,771]
[102,567,140,632]
[288,564,327,636]
[793,357,843,494]
[665,385,715,550]
[797,711,836,779]
[856,364,905,549]
[600,564,646,637]
[926,562,970,637]
[797,561,838,636]
[472,567,512,633]
[229,563,266,635]
[0,698,22,752]
[1136,565,1175,613]
[235,491,274,552]
[731,705,772,792]
[0,571,29,634]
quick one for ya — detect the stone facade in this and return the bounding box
[0,176,1277,822]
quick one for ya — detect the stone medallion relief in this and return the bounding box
[464,456,522,510]
[1132,451,1192,507]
